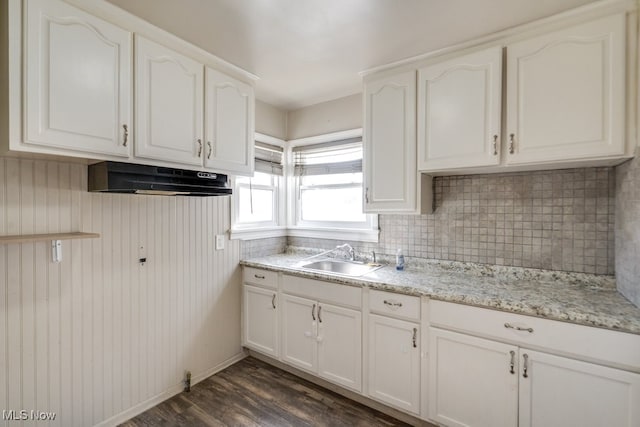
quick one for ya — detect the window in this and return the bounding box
[291,136,378,240]
[231,139,285,237]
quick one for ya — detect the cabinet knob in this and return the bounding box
[271,294,276,309]
[122,124,129,147]
[207,141,213,159]
[365,187,369,204]
[311,303,316,321]
[509,134,515,154]
[197,139,203,157]
[412,327,417,348]
[492,134,498,155]
[522,353,529,378]
[318,305,322,323]
[509,350,515,374]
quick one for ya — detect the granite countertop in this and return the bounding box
[240,252,640,336]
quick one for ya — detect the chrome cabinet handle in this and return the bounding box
[523,353,529,378]
[383,300,402,308]
[509,133,515,154]
[318,305,322,323]
[207,141,212,159]
[365,187,369,203]
[122,124,129,147]
[412,328,417,348]
[509,350,515,374]
[504,323,533,333]
[311,303,316,321]
[254,274,265,279]
[271,294,276,309]
[197,139,203,157]
[492,134,498,155]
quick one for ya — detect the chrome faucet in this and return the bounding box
[336,243,356,261]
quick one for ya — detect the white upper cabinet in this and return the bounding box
[134,35,204,166]
[205,67,254,176]
[506,14,626,165]
[418,47,502,171]
[24,0,131,157]
[364,71,420,213]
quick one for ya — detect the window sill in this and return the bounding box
[230,227,288,241]
[287,226,379,243]
[230,226,380,243]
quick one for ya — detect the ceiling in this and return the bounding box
[106,0,598,111]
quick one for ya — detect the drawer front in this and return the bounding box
[243,267,278,289]
[282,275,361,309]
[369,290,420,321]
[429,300,640,371]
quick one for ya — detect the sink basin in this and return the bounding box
[300,259,383,277]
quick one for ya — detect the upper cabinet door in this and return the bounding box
[205,67,255,176]
[364,71,418,213]
[418,47,502,171]
[135,35,203,166]
[506,14,626,165]
[25,0,131,157]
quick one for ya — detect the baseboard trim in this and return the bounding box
[247,350,437,427]
[95,351,247,427]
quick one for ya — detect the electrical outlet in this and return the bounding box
[215,234,225,250]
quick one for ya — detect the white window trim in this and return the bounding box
[230,133,286,240]
[287,128,379,242]
[231,129,379,243]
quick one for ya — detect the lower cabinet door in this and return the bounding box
[281,294,317,373]
[316,303,362,392]
[429,327,518,427]
[242,285,278,357]
[368,314,420,414]
[519,349,640,427]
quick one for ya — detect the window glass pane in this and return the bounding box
[237,172,273,186]
[238,187,273,223]
[301,172,363,186]
[300,186,365,222]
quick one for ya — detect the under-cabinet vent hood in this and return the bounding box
[88,162,232,196]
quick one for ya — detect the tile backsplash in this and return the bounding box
[288,167,616,275]
[615,153,640,306]
[241,236,287,259]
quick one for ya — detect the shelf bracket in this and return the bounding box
[51,239,62,263]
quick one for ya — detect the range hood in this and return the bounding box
[88,162,232,196]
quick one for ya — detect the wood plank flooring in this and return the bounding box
[120,356,412,427]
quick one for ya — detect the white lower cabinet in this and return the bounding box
[429,327,518,427]
[429,326,640,427]
[519,349,640,427]
[281,293,362,392]
[368,314,421,414]
[242,285,278,358]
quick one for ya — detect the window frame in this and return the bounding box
[286,129,379,242]
[230,133,287,240]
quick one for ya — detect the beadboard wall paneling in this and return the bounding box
[0,157,243,427]
[290,167,616,274]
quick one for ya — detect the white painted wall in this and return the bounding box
[287,93,362,140]
[0,157,243,426]
[255,100,287,140]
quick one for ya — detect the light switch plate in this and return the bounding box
[215,234,225,250]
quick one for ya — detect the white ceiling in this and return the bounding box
[106,0,598,110]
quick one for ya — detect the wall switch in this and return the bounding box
[215,235,225,250]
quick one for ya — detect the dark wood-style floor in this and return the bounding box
[120,356,411,427]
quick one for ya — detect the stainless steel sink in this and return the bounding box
[300,259,383,277]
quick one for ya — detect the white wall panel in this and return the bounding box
[0,157,242,426]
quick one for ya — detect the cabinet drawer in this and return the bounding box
[369,290,420,321]
[282,275,361,309]
[430,300,640,371]
[243,267,278,289]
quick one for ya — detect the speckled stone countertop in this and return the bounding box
[240,252,640,335]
